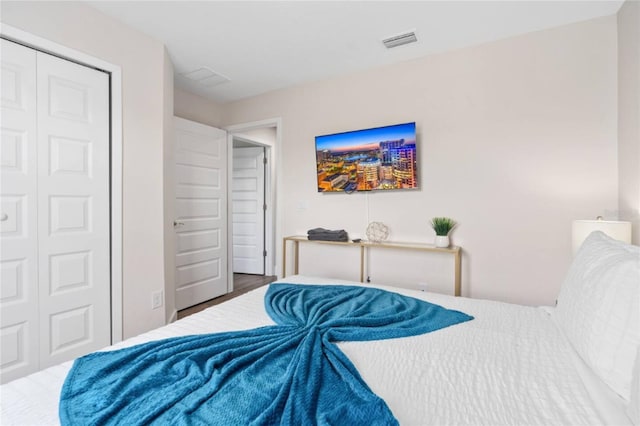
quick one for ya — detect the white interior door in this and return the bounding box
[232,147,265,275]
[174,117,228,311]
[36,50,111,369]
[0,39,40,382]
[0,40,111,381]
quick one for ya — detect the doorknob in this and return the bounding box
[0,212,8,222]
[173,220,185,228]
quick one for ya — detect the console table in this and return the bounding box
[282,236,462,296]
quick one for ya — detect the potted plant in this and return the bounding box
[430,217,456,248]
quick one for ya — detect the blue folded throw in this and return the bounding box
[59,284,473,425]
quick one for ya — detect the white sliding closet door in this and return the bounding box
[0,39,40,382]
[0,39,111,382]
[36,50,111,368]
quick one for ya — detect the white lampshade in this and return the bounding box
[572,219,632,254]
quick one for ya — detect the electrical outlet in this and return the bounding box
[417,282,429,292]
[152,290,164,309]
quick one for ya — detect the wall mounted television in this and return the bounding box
[315,122,418,193]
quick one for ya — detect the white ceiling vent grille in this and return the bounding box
[382,31,418,49]
[180,67,230,88]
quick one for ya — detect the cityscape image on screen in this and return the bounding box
[315,122,417,192]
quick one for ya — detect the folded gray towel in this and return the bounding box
[307,228,349,242]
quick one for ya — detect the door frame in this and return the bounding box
[225,118,281,286]
[1,24,124,343]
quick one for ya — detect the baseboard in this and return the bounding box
[168,309,178,324]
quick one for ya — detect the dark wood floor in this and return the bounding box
[177,273,277,319]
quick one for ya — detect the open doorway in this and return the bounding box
[226,119,280,292]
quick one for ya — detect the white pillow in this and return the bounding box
[554,231,640,401]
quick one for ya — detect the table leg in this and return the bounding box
[282,239,287,278]
[360,245,365,283]
[454,249,461,296]
[294,241,299,275]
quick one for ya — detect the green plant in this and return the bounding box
[431,217,456,236]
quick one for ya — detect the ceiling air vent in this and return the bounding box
[382,31,418,49]
[180,67,230,88]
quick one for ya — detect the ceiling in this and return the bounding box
[87,1,623,104]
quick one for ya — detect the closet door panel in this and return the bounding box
[0,39,40,383]
[36,52,110,368]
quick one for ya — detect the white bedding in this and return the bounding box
[0,275,632,425]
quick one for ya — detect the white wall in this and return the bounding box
[241,127,277,146]
[223,16,619,306]
[1,2,171,338]
[617,0,640,245]
[174,88,224,128]
[162,48,176,323]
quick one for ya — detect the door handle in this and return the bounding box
[0,212,8,222]
[173,220,185,228]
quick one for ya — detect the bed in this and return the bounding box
[1,231,639,425]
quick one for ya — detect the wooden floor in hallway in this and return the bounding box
[177,273,277,320]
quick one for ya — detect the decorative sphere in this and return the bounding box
[366,222,389,243]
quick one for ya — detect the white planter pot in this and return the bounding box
[435,235,450,248]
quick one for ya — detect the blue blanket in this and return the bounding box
[59,284,473,425]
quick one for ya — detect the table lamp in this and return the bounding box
[572,217,632,254]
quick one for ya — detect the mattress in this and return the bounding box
[0,275,632,425]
